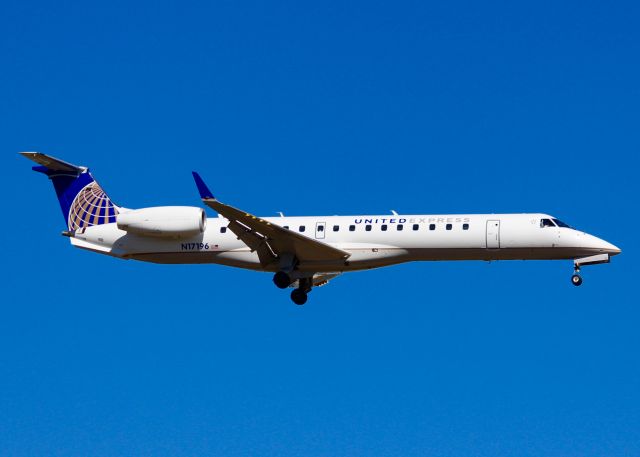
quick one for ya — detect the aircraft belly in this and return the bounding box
[404,247,592,261]
[126,246,595,270]
[129,250,264,270]
[340,248,410,269]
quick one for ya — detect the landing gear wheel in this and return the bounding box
[571,274,583,286]
[291,289,308,305]
[273,271,291,289]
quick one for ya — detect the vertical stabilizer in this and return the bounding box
[20,152,119,230]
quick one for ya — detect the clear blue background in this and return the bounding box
[1,1,638,455]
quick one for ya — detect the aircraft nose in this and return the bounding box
[606,242,622,256]
[595,236,621,256]
[576,232,621,256]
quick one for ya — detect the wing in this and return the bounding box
[310,272,341,288]
[192,172,350,267]
[287,272,341,289]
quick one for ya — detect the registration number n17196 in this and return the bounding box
[181,243,210,251]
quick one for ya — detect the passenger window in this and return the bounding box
[283,226,289,230]
[381,224,387,231]
[220,227,227,233]
[412,224,419,231]
[397,224,403,231]
[317,225,324,232]
[333,225,339,232]
[446,223,452,230]
[365,225,372,231]
[462,223,469,230]
[540,218,556,228]
[349,225,355,232]
[429,224,436,231]
[299,226,305,232]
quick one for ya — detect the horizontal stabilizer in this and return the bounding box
[20,152,84,173]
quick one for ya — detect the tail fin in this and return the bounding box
[20,152,119,230]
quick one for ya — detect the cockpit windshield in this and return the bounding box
[552,218,572,228]
[540,218,556,228]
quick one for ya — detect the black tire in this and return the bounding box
[571,274,583,286]
[273,271,291,289]
[290,289,308,305]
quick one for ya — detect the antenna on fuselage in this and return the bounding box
[391,210,398,216]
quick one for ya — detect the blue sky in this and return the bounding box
[2,0,639,455]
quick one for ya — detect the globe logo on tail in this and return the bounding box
[68,181,119,230]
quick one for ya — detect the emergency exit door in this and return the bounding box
[486,220,500,249]
[315,222,326,239]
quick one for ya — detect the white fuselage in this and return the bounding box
[69,212,620,273]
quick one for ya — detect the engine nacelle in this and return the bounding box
[116,206,206,238]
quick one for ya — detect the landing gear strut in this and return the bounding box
[571,266,583,286]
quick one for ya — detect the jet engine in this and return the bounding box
[116,206,206,238]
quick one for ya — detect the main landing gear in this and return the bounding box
[273,271,291,289]
[290,277,312,305]
[273,271,313,305]
[273,253,314,305]
[291,288,308,305]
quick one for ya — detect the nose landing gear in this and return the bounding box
[570,253,612,287]
[571,265,583,286]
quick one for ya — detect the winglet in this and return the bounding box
[192,172,215,199]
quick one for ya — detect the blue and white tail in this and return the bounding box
[21,152,120,230]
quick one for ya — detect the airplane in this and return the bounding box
[21,152,621,305]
